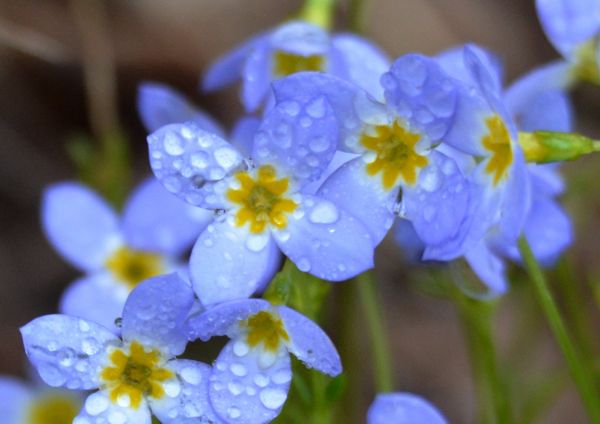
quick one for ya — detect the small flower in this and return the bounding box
[187,298,342,424]
[202,20,390,111]
[367,393,447,424]
[42,179,212,331]
[21,274,222,424]
[0,376,82,424]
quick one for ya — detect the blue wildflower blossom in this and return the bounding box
[147,94,374,306]
[0,376,82,424]
[367,393,447,424]
[202,20,390,111]
[42,179,212,331]
[187,298,342,424]
[21,274,223,424]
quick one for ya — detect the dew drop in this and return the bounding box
[260,387,287,410]
[309,201,339,224]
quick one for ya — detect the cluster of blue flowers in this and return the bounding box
[5,0,600,422]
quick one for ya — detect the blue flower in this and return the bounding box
[0,376,83,424]
[147,95,375,306]
[21,274,222,424]
[202,20,390,111]
[42,179,212,331]
[367,393,447,424]
[187,298,342,424]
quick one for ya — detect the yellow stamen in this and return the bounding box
[245,311,290,352]
[482,115,514,186]
[100,341,173,409]
[105,246,164,289]
[361,121,428,190]
[273,50,325,77]
[227,165,297,234]
[27,393,79,424]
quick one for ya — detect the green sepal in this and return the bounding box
[518,131,600,164]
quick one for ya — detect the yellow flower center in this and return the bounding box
[245,311,290,352]
[361,121,428,190]
[105,246,164,289]
[574,38,600,85]
[27,394,79,424]
[273,50,325,77]
[227,165,297,234]
[100,341,174,409]
[482,115,514,186]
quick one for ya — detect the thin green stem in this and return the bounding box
[356,271,394,393]
[348,0,367,34]
[299,0,336,29]
[518,236,600,423]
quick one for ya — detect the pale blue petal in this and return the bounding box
[42,182,120,271]
[393,219,425,262]
[278,306,341,376]
[302,150,359,195]
[59,272,127,335]
[203,35,264,92]
[464,240,508,296]
[0,377,33,424]
[21,315,119,390]
[253,95,338,185]
[190,220,281,306]
[332,34,390,101]
[536,0,600,57]
[317,157,397,245]
[231,116,261,157]
[367,393,447,424]
[383,54,458,143]
[516,89,573,132]
[242,41,272,112]
[187,299,271,342]
[121,273,193,357]
[137,82,225,137]
[149,360,224,423]
[270,21,329,56]
[74,391,151,424]
[122,178,213,256]
[209,340,291,424]
[147,122,244,209]
[529,163,565,196]
[273,194,374,281]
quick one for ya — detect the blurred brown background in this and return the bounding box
[1,1,600,423]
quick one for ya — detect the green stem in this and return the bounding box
[518,236,600,423]
[348,0,367,34]
[299,0,336,30]
[356,271,394,393]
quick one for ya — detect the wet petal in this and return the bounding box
[209,340,291,424]
[253,94,338,185]
[137,82,225,136]
[121,273,194,357]
[317,157,396,245]
[41,182,120,271]
[464,240,508,296]
[273,194,374,281]
[149,360,224,423]
[393,219,426,262]
[270,21,329,56]
[278,306,341,376]
[190,219,281,306]
[74,391,151,424]
[0,377,33,423]
[122,178,213,256]
[147,122,244,209]
[242,41,272,112]
[231,116,261,157]
[367,393,448,424]
[187,299,271,342]
[21,315,119,390]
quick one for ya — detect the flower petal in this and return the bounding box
[190,220,281,306]
[59,272,128,335]
[317,157,396,245]
[515,89,573,133]
[253,94,338,185]
[0,377,33,423]
[231,116,261,157]
[209,340,291,424]
[121,273,193,357]
[464,240,508,297]
[242,41,272,112]
[273,194,374,281]
[149,359,224,423]
[74,391,151,424]
[20,315,119,390]
[147,122,244,209]
[41,182,120,271]
[278,306,341,376]
[270,21,329,56]
[367,393,448,424]
[137,82,225,136]
[122,178,213,256]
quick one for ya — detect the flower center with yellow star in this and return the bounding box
[27,393,79,424]
[245,311,290,352]
[227,165,297,234]
[100,341,173,409]
[360,121,428,190]
[482,114,514,186]
[105,246,165,289]
[273,50,325,77]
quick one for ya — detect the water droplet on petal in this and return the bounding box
[309,201,339,224]
[259,387,287,410]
